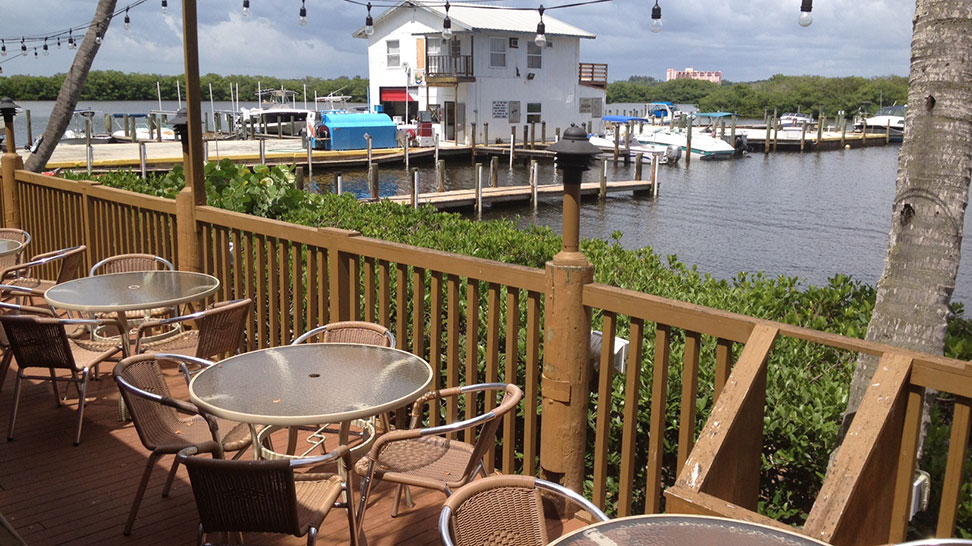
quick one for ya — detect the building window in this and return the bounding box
[527,102,541,124]
[527,42,542,69]
[427,37,441,56]
[387,40,400,68]
[489,37,506,68]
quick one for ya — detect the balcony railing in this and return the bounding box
[4,165,972,545]
[579,62,608,89]
[425,54,474,79]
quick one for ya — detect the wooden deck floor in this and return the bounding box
[0,362,587,546]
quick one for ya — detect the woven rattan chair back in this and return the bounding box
[441,475,610,546]
[49,246,86,286]
[0,315,77,371]
[89,253,174,276]
[195,299,252,359]
[113,356,191,451]
[292,321,395,347]
[182,455,302,536]
[0,229,30,270]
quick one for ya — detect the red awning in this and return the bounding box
[380,88,416,102]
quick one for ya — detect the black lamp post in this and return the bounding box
[547,123,601,259]
[1,97,22,153]
[170,107,189,156]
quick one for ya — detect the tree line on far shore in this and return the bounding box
[0,71,371,104]
[0,70,906,118]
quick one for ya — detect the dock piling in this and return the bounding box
[624,122,631,165]
[259,140,266,165]
[731,114,737,151]
[652,155,659,197]
[510,129,516,168]
[523,125,529,152]
[25,110,32,148]
[475,163,483,217]
[484,122,489,145]
[635,153,643,181]
[295,165,305,190]
[336,172,343,195]
[306,142,313,182]
[530,122,536,150]
[404,136,410,171]
[613,124,620,165]
[104,114,112,135]
[436,159,445,192]
[800,122,807,152]
[817,116,825,149]
[555,127,560,142]
[685,115,693,165]
[470,122,477,164]
[85,119,93,174]
[203,141,209,163]
[139,143,147,178]
[840,116,847,147]
[599,159,607,200]
[434,134,439,163]
[368,163,379,199]
[124,114,130,137]
[411,168,419,209]
[541,121,546,144]
[366,134,373,164]
[490,156,498,188]
[530,159,538,211]
[886,119,891,144]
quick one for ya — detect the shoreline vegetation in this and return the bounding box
[61,162,972,534]
[0,71,908,118]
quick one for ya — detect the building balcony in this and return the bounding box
[424,54,475,85]
[579,62,608,89]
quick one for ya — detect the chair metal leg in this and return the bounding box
[7,370,23,441]
[161,455,180,497]
[391,484,404,517]
[355,465,379,540]
[344,479,358,546]
[73,369,89,446]
[124,452,162,535]
[307,526,317,546]
[196,523,205,546]
[50,368,62,407]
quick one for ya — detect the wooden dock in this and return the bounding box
[733,127,893,152]
[385,179,654,210]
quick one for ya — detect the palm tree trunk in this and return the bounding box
[24,0,118,172]
[841,0,972,442]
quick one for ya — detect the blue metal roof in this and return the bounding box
[695,112,733,118]
[603,115,651,123]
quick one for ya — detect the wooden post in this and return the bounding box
[368,163,379,199]
[411,167,419,209]
[730,114,737,152]
[652,154,659,197]
[290,116,296,138]
[555,127,561,142]
[861,121,867,147]
[470,122,477,164]
[490,156,498,188]
[510,128,516,168]
[295,165,305,190]
[366,133,373,164]
[530,122,536,149]
[772,117,779,153]
[523,125,529,151]
[685,115,693,166]
[24,110,31,148]
[204,115,210,134]
[841,116,847,147]
[1,113,23,228]
[181,0,206,205]
[139,142,147,178]
[599,159,607,200]
[624,122,631,165]
[817,116,825,149]
[530,159,538,211]
[475,162,483,217]
[277,116,283,139]
[800,122,807,152]
[541,121,546,144]
[404,135,410,171]
[85,119,93,174]
[175,188,200,271]
[764,120,772,154]
[484,122,489,145]
[156,114,163,143]
[613,124,620,164]
[634,153,643,181]
[306,142,313,181]
[124,114,130,137]
[434,133,440,163]
[436,159,446,192]
[886,119,892,144]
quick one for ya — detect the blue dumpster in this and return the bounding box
[311,112,397,151]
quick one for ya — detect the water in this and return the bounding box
[311,146,972,307]
[7,101,972,305]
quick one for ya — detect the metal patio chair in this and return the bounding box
[89,253,174,276]
[0,295,56,394]
[112,353,251,536]
[133,298,252,368]
[0,228,30,271]
[0,245,86,307]
[178,440,358,546]
[354,382,523,538]
[439,474,609,546]
[1,312,123,446]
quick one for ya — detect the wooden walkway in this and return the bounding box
[0,363,584,545]
[385,180,655,210]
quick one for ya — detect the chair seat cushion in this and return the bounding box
[356,435,476,490]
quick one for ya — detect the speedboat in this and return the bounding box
[109,112,177,142]
[854,105,905,142]
[634,124,735,160]
[239,88,313,137]
[61,108,112,145]
[779,112,814,129]
[645,102,683,125]
[594,115,681,164]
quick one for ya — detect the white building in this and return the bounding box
[353,1,606,144]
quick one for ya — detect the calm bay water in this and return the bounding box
[8,101,972,305]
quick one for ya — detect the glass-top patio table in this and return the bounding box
[549,514,829,546]
[188,343,434,459]
[44,270,220,353]
[0,239,24,258]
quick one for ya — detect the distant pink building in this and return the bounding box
[666,67,722,84]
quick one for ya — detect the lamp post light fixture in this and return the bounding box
[1,97,23,153]
[170,107,190,156]
[547,123,601,261]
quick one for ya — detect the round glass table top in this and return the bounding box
[549,515,829,546]
[189,343,434,426]
[44,270,220,312]
[0,239,24,258]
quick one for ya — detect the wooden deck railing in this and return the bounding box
[578,63,608,89]
[5,166,972,544]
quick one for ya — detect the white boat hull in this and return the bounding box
[635,127,736,160]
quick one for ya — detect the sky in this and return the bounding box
[0,0,915,83]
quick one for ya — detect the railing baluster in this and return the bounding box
[464,279,480,443]
[396,263,408,350]
[937,397,972,537]
[502,287,520,473]
[524,290,541,476]
[484,282,501,472]
[891,383,926,542]
[430,271,444,427]
[350,255,361,321]
[269,238,282,346]
[379,260,391,329]
[678,331,702,470]
[714,337,733,402]
[256,235,268,348]
[593,311,617,510]
[646,324,671,514]
[618,318,645,517]
[446,274,461,437]
[364,257,376,323]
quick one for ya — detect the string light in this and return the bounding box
[43,38,49,56]
[534,5,546,47]
[124,7,131,30]
[243,0,250,16]
[1,40,6,57]
[650,0,662,33]
[56,36,61,48]
[161,0,168,14]
[299,0,308,25]
[364,2,375,36]
[95,28,103,44]
[799,0,813,27]
[442,1,453,40]
[33,47,38,59]
[20,38,26,54]
[68,30,76,50]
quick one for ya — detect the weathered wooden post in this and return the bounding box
[840,115,847,147]
[613,124,620,164]
[800,122,807,152]
[685,115,693,166]
[85,118,93,174]
[1,98,24,228]
[490,156,498,188]
[530,122,536,149]
[411,167,419,209]
[366,133,373,164]
[436,159,446,192]
[434,133,440,163]
[259,139,266,165]
[369,163,379,199]
[541,124,600,500]
[730,113,737,152]
[772,117,779,153]
[471,122,477,163]
[541,121,546,144]
[652,154,659,197]
[817,115,825,149]
[404,135,410,171]
[634,152,643,181]
[156,113,163,143]
[475,162,483,217]
[335,172,343,195]
[523,125,529,151]
[510,128,516,168]
[886,119,892,144]
[139,142,148,178]
[624,122,631,165]
[484,122,489,145]
[530,159,538,211]
[24,109,32,148]
[124,114,131,137]
[599,158,607,199]
[764,120,772,155]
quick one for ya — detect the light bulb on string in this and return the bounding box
[68,30,76,50]
[43,38,49,56]
[364,2,375,36]
[243,0,250,16]
[57,36,61,48]
[21,38,26,54]
[534,5,546,48]
[95,29,103,45]
[299,0,307,26]
[1,40,6,57]
[650,0,662,33]
[33,47,38,59]
[798,0,813,27]
[124,7,131,30]
[161,0,168,14]
[442,1,452,40]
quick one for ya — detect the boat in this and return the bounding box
[779,112,814,129]
[644,102,684,125]
[109,112,177,142]
[591,116,680,164]
[693,112,748,155]
[239,88,313,137]
[61,108,113,145]
[854,105,905,142]
[634,124,736,160]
